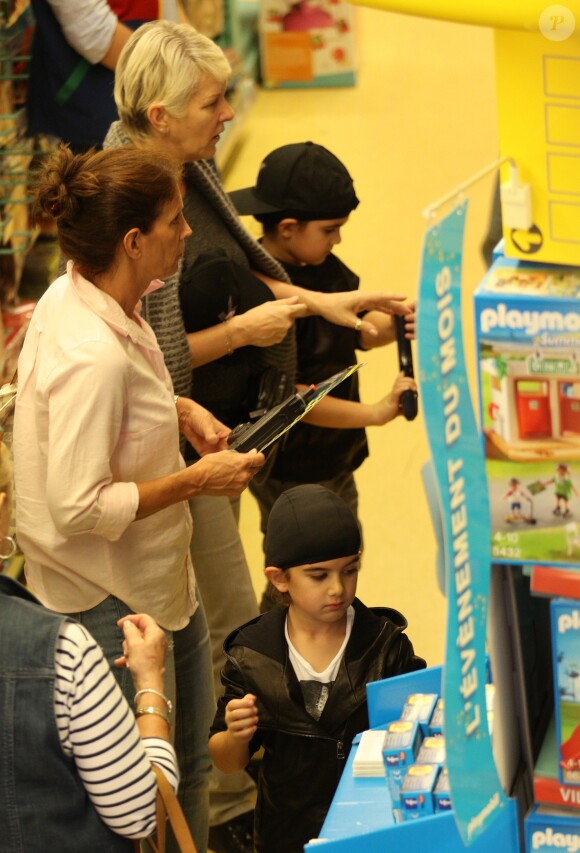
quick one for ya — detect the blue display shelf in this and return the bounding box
[305,667,520,852]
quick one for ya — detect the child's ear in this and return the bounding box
[265,566,289,592]
[278,218,299,239]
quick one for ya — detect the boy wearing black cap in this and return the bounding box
[228,142,417,565]
[208,484,425,852]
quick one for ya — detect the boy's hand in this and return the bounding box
[225,693,259,742]
[358,300,416,350]
[401,300,416,340]
[371,372,418,425]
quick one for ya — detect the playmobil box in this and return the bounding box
[258,0,357,89]
[416,735,446,768]
[400,763,439,821]
[525,803,580,853]
[428,698,444,736]
[401,693,439,736]
[433,766,452,813]
[551,598,580,786]
[474,255,580,568]
[382,719,422,812]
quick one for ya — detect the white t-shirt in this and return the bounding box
[286,606,354,721]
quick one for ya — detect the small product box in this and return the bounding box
[433,766,452,813]
[524,803,580,852]
[416,736,446,768]
[474,255,580,568]
[400,763,439,821]
[428,698,444,736]
[382,720,422,813]
[259,0,357,90]
[401,693,439,735]
[551,598,580,785]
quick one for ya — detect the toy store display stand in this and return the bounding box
[305,667,520,852]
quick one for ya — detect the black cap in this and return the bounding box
[265,484,361,570]
[228,142,360,221]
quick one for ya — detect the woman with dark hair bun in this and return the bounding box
[13,145,264,853]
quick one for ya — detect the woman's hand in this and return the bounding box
[135,448,265,518]
[311,290,410,337]
[176,397,230,453]
[114,613,167,693]
[229,297,306,348]
[225,693,259,743]
[369,372,418,425]
[190,448,265,497]
[253,272,411,336]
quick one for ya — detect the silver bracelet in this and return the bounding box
[134,688,173,714]
[135,705,171,724]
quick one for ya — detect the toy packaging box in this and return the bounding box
[433,766,452,813]
[525,803,580,852]
[382,719,422,813]
[400,763,439,821]
[258,0,357,89]
[400,693,439,735]
[474,255,580,568]
[551,598,580,786]
[416,736,446,767]
[428,697,444,736]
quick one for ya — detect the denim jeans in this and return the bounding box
[72,593,214,853]
[189,494,258,825]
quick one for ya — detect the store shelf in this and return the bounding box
[0,0,37,302]
[531,565,580,600]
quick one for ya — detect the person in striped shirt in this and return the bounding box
[0,576,180,851]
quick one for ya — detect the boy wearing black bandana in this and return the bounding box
[209,484,425,852]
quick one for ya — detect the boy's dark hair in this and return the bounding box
[228,142,359,222]
[252,211,289,234]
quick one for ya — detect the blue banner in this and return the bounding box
[417,202,508,845]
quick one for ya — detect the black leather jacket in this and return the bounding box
[210,598,426,852]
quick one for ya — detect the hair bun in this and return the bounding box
[34,146,93,224]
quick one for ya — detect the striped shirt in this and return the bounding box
[55,621,179,839]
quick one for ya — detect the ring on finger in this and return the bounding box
[354,318,362,332]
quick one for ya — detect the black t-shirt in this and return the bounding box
[268,253,369,482]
